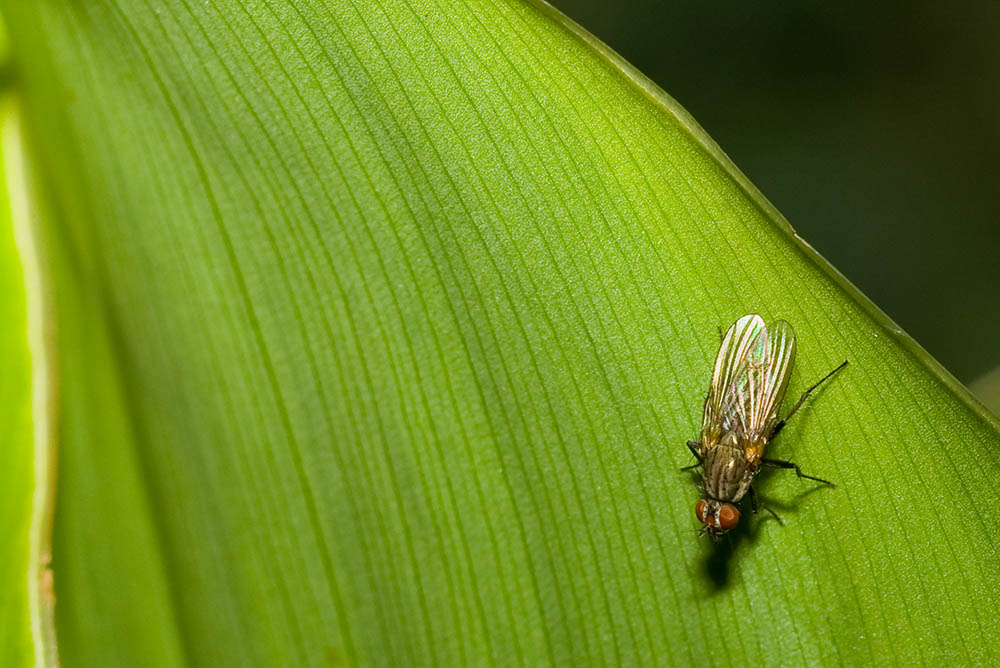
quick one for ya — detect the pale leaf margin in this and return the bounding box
[4,97,60,667]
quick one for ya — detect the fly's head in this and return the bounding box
[695,498,740,540]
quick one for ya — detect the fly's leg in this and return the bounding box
[686,441,702,460]
[749,487,783,524]
[680,440,703,472]
[761,457,835,487]
[770,360,848,439]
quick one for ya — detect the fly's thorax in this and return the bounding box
[701,445,754,503]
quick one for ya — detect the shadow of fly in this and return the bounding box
[684,314,847,540]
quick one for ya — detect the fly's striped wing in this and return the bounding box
[701,314,767,446]
[744,320,796,460]
[700,315,797,462]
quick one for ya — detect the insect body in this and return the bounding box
[686,314,847,540]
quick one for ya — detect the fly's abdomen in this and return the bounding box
[702,446,751,503]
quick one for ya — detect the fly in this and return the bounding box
[685,314,847,540]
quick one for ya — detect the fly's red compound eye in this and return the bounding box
[695,499,709,524]
[718,504,740,531]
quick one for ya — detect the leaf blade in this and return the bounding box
[3,0,999,665]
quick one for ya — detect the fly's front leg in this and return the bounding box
[770,360,849,439]
[749,487,783,524]
[681,440,702,472]
[762,457,835,487]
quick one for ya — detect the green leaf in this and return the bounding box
[4,0,1000,665]
[2,94,62,668]
[0,101,35,668]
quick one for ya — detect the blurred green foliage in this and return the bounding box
[553,0,1000,383]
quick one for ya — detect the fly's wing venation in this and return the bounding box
[701,316,797,459]
[701,314,766,446]
[745,320,796,459]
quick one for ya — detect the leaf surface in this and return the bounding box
[3,0,999,665]
[0,100,34,668]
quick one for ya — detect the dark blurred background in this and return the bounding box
[551,0,1000,388]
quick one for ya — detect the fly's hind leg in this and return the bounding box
[770,360,848,439]
[680,441,702,472]
[762,457,835,487]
